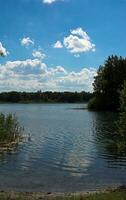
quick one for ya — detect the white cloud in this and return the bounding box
[64,28,96,54]
[49,66,67,75]
[5,59,41,70]
[53,41,63,48]
[57,68,96,91]
[43,0,62,4]
[21,37,34,47]
[74,54,80,58]
[55,66,67,74]
[0,58,96,92]
[71,28,90,40]
[32,50,46,59]
[43,0,56,3]
[53,28,96,56]
[0,42,9,56]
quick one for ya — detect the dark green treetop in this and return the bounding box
[89,55,126,110]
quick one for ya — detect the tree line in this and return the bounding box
[0,91,93,103]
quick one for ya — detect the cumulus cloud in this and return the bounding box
[0,58,96,92]
[54,28,96,56]
[49,66,67,75]
[5,59,41,70]
[0,42,9,56]
[21,37,34,47]
[55,66,67,74]
[32,50,46,59]
[43,0,62,4]
[64,28,96,54]
[53,41,63,48]
[57,68,96,91]
[71,28,90,40]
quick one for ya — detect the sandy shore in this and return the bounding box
[0,191,105,200]
[0,186,125,200]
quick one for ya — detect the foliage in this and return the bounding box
[88,96,105,110]
[116,81,126,137]
[88,55,126,111]
[0,113,22,145]
[0,91,93,103]
[104,81,126,156]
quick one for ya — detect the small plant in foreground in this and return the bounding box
[0,113,22,146]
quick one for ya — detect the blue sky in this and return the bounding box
[0,0,126,92]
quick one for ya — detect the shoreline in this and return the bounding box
[0,102,87,104]
[0,186,125,199]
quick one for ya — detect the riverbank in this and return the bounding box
[0,187,126,200]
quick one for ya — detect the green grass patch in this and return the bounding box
[0,190,126,200]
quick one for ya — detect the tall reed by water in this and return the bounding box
[0,113,22,146]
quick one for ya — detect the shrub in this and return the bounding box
[116,81,126,137]
[88,96,106,110]
[0,113,22,145]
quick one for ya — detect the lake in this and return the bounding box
[0,103,126,192]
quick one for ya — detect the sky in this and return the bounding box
[0,0,126,92]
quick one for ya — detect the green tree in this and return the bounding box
[117,81,126,136]
[88,55,126,110]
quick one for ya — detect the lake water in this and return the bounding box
[0,103,126,192]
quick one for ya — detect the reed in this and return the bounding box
[0,113,22,147]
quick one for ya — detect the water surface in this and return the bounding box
[0,103,125,192]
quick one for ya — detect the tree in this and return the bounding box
[88,55,126,110]
[117,81,126,136]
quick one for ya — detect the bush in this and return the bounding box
[88,96,106,110]
[0,113,22,145]
[116,81,126,136]
[88,97,97,110]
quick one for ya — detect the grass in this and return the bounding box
[0,189,126,200]
[0,113,22,148]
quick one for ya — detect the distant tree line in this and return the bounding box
[0,91,93,103]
